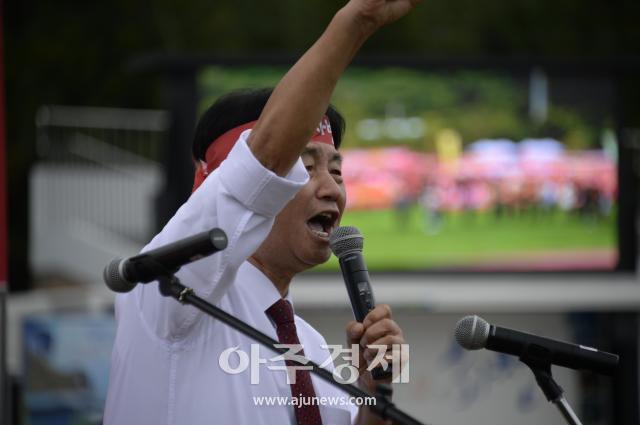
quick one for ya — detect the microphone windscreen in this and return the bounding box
[329,226,364,258]
[103,258,136,293]
[455,315,491,350]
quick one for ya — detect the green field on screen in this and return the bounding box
[316,207,616,271]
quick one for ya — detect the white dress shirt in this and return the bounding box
[104,131,358,425]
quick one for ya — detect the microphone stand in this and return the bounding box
[154,271,426,425]
[520,351,583,425]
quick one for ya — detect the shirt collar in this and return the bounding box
[240,261,295,315]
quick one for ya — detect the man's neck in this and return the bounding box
[248,255,293,297]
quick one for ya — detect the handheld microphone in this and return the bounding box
[329,226,391,380]
[103,228,228,293]
[455,315,619,375]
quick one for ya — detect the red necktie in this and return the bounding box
[266,299,323,425]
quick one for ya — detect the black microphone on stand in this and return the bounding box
[455,315,619,375]
[103,228,228,293]
[329,226,392,380]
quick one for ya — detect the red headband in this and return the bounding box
[192,116,335,192]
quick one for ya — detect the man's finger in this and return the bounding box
[384,0,423,25]
[363,335,404,362]
[362,304,392,328]
[360,318,401,347]
[346,320,365,344]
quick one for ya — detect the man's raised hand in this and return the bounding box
[343,0,422,33]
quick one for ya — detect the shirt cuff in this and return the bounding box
[217,129,309,217]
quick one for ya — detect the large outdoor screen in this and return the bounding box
[198,65,617,272]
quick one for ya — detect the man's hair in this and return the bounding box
[192,87,346,161]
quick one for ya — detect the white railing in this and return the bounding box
[30,105,169,283]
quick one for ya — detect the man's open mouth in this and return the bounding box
[306,211,338,239]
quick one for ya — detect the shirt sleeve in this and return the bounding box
[120,130,309,342]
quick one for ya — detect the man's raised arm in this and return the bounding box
[248,0,421,177]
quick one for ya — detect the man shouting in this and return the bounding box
[104,0,420,424]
